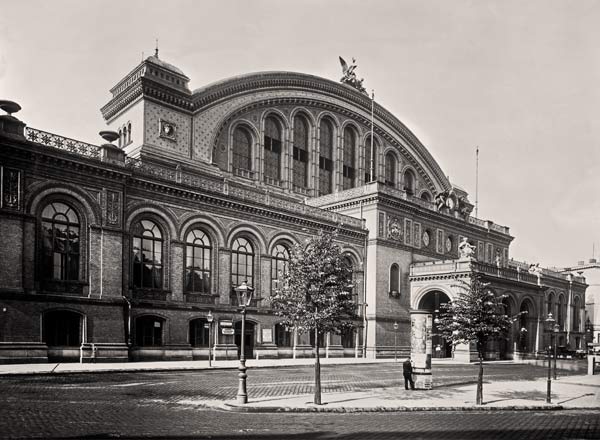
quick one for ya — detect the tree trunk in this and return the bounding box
[476,352,483,405]
[314,326,322,405]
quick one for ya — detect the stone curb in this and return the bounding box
[217,403,570,413]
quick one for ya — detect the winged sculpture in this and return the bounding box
[338,56,367,94]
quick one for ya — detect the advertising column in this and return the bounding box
[410,310,433,389]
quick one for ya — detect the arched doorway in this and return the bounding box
[418,290,452,358]
[498,297,516,359]
[519,299,536,354]
[234,320,255,359]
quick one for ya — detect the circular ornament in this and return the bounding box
[445,237,452,252]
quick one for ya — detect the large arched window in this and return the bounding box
[389,263,400,295]
[318,119,334,196]
[342,126,356,190]
[271,243,290,293]
[293,115,309,189]
[558,295,566,329]
[231,237,255,300]
[132,220,163,289]
[43,310,82,346]
[364,135,378,183]
[135,315,163,347]
[384,152,396,187]
[232,126,252,174]
[547,292,555,317]
[404,169,416,196]
[264,117,282,182]
[189,318,210,347]
[573,296,581,332]
[41,201,80,281]
[185,229,212,293]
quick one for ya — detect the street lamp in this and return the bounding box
[553,322,560,380]
[234,281,254,404]
[393,322,399,362]
[545,313,555,403]
[206,310,214,368]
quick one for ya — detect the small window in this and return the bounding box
[343,126,357,190]
[293,115,309,188]
[404,170,416,196]
[264,117,282,181]
[364,136,378,183]
[190,318,210,347]
[43,310,82,346]
[275,323,292,347]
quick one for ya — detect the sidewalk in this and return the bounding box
[1,358,598,412]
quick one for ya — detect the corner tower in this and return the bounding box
[100,53,194,164]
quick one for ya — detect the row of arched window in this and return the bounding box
[231,115,421,196]
[41,310,356,349]
[40,200,357,297]
[547,292,583,332]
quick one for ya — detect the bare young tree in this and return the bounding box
[436,275,514,405]
[270,229,357,404]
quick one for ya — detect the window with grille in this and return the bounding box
[343,127,356,190]
[41,202,80,281]
[185,229,211,293]
[264,117,281,181]
[132,220,163,289]
[232,126,252,172]
[293,116,309,188]
[319,119,334,195]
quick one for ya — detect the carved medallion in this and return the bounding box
[387,217,402,241]
[422,231,430,247]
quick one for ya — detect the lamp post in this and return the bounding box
[234,281,254,404]
[545,313,555,404]
[393,321,399,362]
[206,310,214,368]
[553,323,560,380]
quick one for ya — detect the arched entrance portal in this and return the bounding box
[418,291,452,358]
[234,320,255,359]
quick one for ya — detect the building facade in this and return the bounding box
[0,54,587,363]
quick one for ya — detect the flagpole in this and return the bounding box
[370,89,375,182]
[475,146,479,218]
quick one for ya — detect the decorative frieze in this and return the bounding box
[0,166,21,210]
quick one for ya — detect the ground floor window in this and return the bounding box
[189,319,209,347]
[275,324,292,347]
[42,310,82,346]
[136,316,163,347]
[341,328,355,348]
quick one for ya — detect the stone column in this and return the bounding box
[410,310,433,389]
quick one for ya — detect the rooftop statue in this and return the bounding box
[458,237,476,260]
[339,56,367,94]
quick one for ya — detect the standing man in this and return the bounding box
[403,357,415,390]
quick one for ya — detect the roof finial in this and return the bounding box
[155,39,159,58]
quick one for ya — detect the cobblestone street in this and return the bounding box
[2,363,599,439]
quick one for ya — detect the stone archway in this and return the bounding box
[418,290,452,358]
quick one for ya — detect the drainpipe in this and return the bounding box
[123,296,132,348]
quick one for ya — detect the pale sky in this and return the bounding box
[1,0,599,269]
